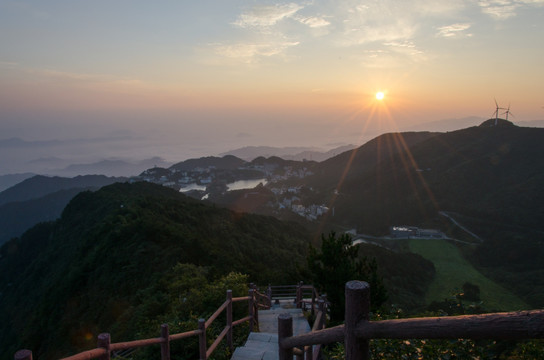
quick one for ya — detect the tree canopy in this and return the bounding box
[307,232,387,322]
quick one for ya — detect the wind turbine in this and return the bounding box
[503,103,514,121]
[492,98,506,126]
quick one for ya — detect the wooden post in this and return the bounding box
[226,290,233,351]
[248,288,255,332]
[278,313,293,360]
[305,345,312,360]
[97,333,111,360]
[160,324,170,360]
[318,299,325,329]
[14,350,32,360]
[267,284,272,308]
[311,287,316,316]
[344,281,370,360]
[296,281,303,308]
[198,319,207,360]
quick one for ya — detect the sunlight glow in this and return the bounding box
[376,92,385,100]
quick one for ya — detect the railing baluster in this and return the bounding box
[296,281,303,308]
[160,324,170,360]
[97,333,111,360]
[278,313,293,360]
[345,281,370,360]
[14,350,32,360]
[226,290,233,352]
[198,319,207,360]
[248,288,255,332]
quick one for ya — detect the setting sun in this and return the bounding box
[376,92,385,100]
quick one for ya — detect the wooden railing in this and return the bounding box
[14,287,269,360]
[265,282,329,360]
[265,282,325,313]
[278,280,544,360]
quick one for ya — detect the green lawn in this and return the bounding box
[409,239,529,311]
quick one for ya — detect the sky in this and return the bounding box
[1,0,543,175]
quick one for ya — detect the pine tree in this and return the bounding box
[307,231,387,322]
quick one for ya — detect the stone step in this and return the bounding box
[231,306,311,360]
[231,333,279,360]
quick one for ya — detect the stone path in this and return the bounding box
[231,303,311,360]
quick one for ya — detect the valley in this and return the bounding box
[0,120,543,359]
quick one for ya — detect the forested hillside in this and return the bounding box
[0,182,310,359]
[0,180,439,359]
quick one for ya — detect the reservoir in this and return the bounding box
[180,178,267,193]
[179,183,206,192]
[226,178,267,191]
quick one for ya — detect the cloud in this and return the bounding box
[337,2,421,45]
[232,3,304,28]
[436,23,473,38]
[478,0,519,19]
[214,41,300,63]
[384,41,427,60]
[0,61,19,68]
[478,0,544,20]
[214,3,315,63]
[412,0,467,15]
[517,0,544,4]
[341,21,418,46]
[295,15,331,28]
[26,68,145,89]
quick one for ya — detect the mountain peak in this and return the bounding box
[479,118,516,128]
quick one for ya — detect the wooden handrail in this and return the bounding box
[232,296,250,302]
[278,281,544,360]
[109,337,164,351]
[233,315,251,326]
[169,329,202,341]
[61,348,107,360]
[205,299,230,328]
[356,310,544,339]
[206,325,230,358]
[280,325,344,349]
[20,286,264,360]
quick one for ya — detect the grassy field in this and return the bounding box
[409,239,529,311]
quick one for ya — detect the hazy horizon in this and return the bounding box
[3,116,544,177]
[1,1,543,175]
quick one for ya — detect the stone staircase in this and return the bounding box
[231,303,311,360]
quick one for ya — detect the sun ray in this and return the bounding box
[315,88,444,238]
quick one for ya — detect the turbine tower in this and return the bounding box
[503,103,514,121]
[492,98,506,126]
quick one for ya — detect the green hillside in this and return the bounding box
[409,239,529,311]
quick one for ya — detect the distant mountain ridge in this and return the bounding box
[0,173,35,192]
[0,188,86,245]
[0,175,124,206]
[46,157,171,177]
[0,175,125,245]
[219,144,357,162]
[169,155,246,171]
